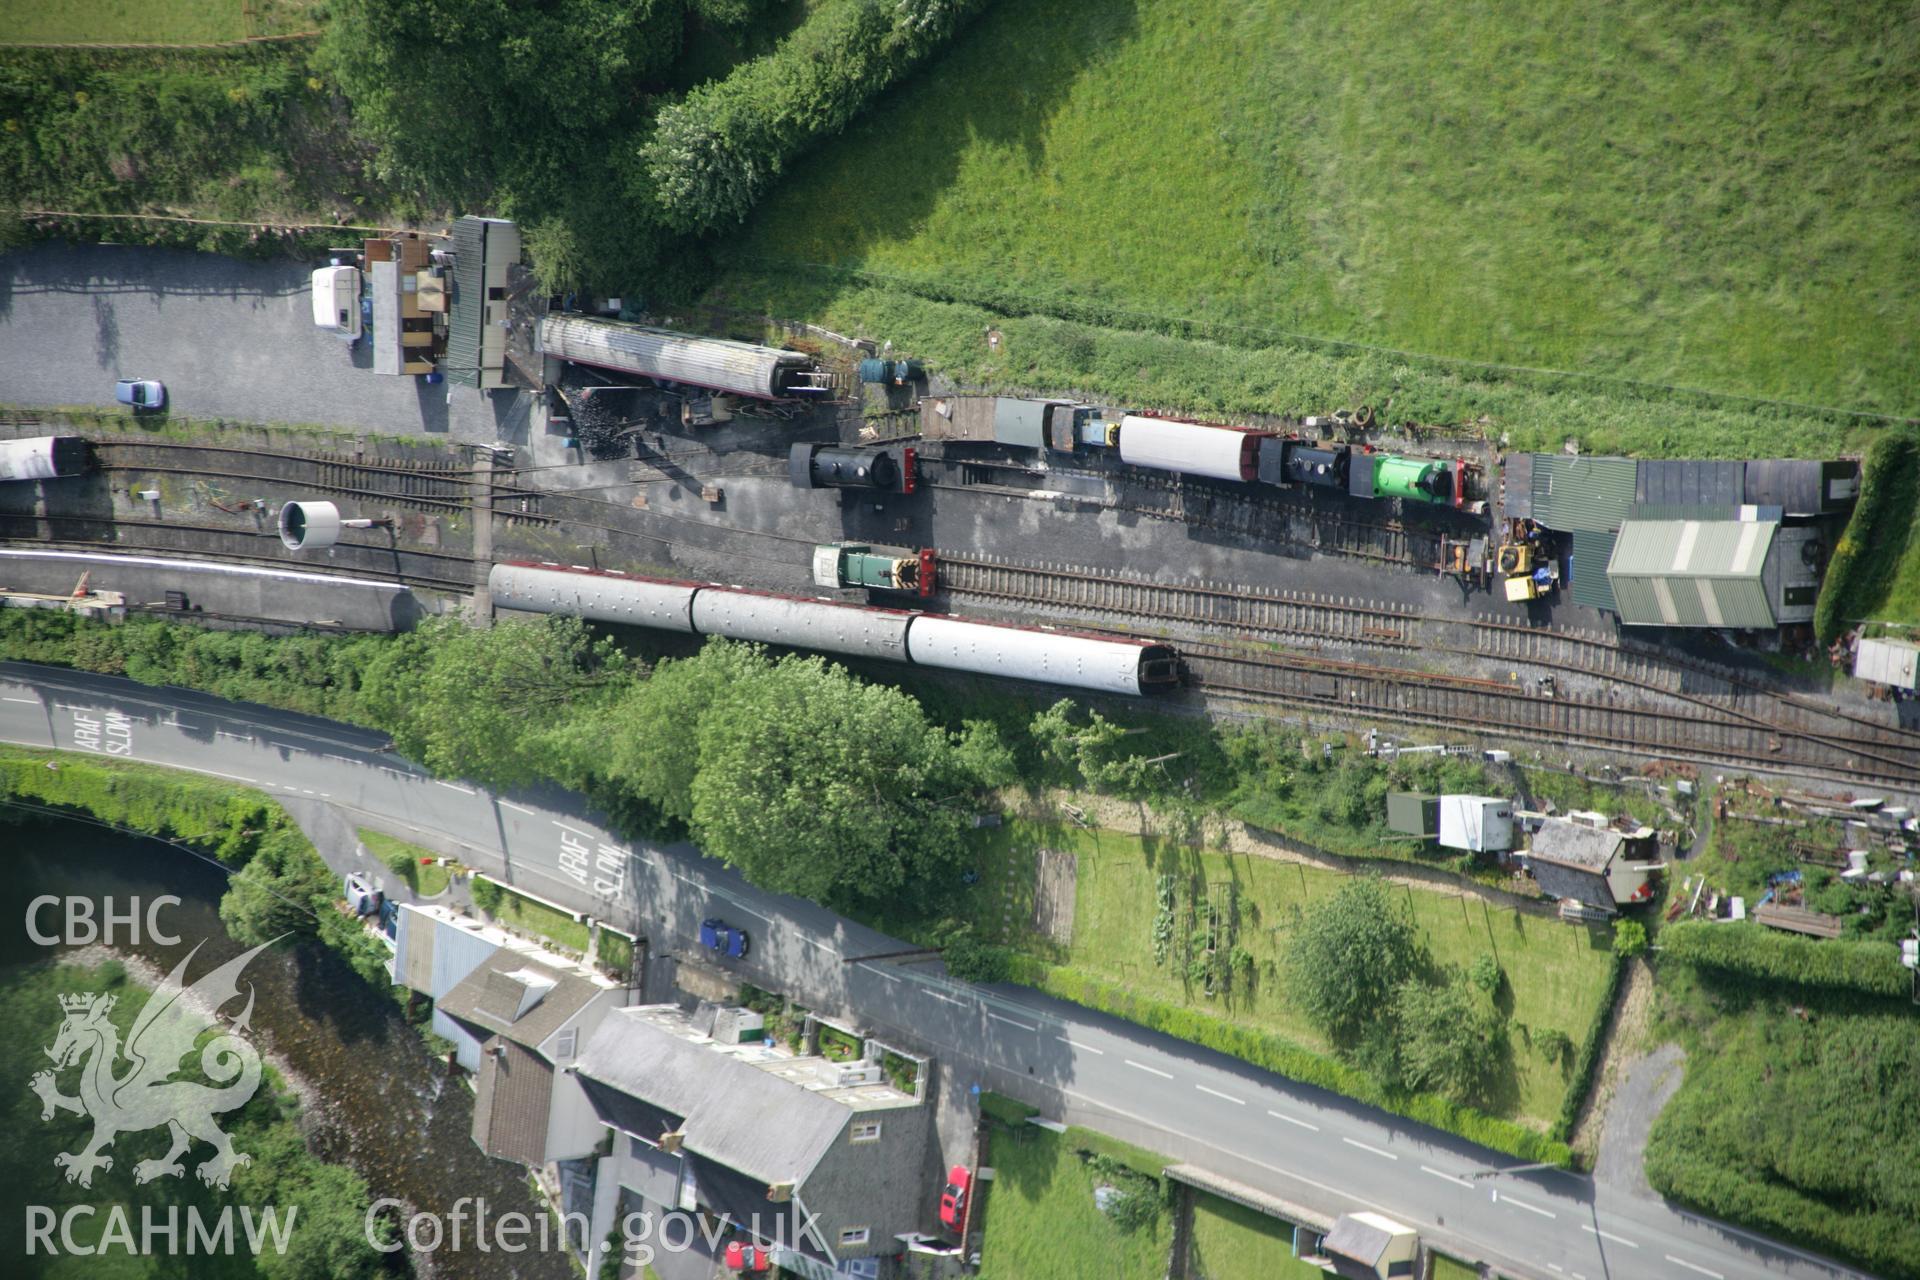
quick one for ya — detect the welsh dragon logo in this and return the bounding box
[29,939,276,1190]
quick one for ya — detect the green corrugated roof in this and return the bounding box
[1529,455,1638,533]
[446,216,487,389]
[1605,519,1778,628]
[1568,529,1619,613]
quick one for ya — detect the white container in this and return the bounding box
[1854,637,1920,690]
[278,500,343,550]
[1438,795,1515,852]
[1116,415,1265,483]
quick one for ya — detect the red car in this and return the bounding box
[938,1164,972,1231]
[723,1240,771,1272]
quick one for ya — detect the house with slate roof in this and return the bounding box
[570,1003,933,1280]
[1523,813,1662,915]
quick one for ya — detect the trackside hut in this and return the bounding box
[571,1004,932,1278]
[1605,513,1820,629]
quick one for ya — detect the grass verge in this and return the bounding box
[1187,1193,1322,1280]
[359,826,451,897]
[477,879,592,956]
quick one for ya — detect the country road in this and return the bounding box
[0,661,1883,1280]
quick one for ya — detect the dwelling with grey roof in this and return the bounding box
[392,903,631,1166]
[1523,813,1662,915]
[570,1003,933,1280]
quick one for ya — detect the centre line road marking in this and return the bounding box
[195,768,257,784]
[3,696,37,704]
[433,780,476,795]
[1341,1138,1398,1161]
[1057,1037,1104,1055]
[499,800,535,816]
[1581,1224,1639,1247]
[1268,1111,1318,1132]
[1124,1059,1175,1080]
[1420,1165,1472,1189]
[925,990,966,1006]
[1195,1085,1245,1105]
[987,1013,1038,1032]
[1499,1193,1555,1219]
[1664,1257,1723,1280]
[868,970,901,986]
[1548,1266,1564,1275]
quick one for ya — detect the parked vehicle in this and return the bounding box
[699,917,749,958]
[113,379,166,412]
[938,1164,972,1230]
[343,873,383,917]
[722,1240,772,1272]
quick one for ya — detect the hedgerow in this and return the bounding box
[644,0,993,233]
[1011,956,1573,1167]
[1549,953,1623,1142]
[1661,921,1910,999]
[1813,429,1920,644]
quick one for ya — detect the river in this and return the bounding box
[0,816,576,1280]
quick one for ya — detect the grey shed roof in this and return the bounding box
[446,216,487,389]
[577,1010,849,1186]
[1744,459,1858,515]
[1568,529,1619,614]
[1637,460,1745,509]
[1528,819,1626,870]
[1607,518,1779,629]
[1323,1214,1393,1265]
[1528,455,1639,533]
[436,950,601,1052]
[1500,452,1532,521]
[1528,859,1616,911]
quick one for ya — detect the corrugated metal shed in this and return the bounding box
[1637,460,1745,509]
[1744,459,1859,515]
[1528,455,1638,533]
[1568,529,1619,613]
[1606,519,1779,628]
[446,217,486,388]
[1855,637,1920,689]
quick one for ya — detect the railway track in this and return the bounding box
[89,438,556,527]
[938,552,1920,789]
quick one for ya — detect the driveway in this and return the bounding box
[0,240,531,440]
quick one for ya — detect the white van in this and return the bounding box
[310,265,363,339]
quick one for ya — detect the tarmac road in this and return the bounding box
[0,661,1883,1280]
[0,242,528,440]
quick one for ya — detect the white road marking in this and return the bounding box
[214,730,252,742]
[798,934,834,953]
[3,696,38,704]
[1582,1224,1639,1247]
[552,819,591,836]
[499,800,536,816]
[1268,1111,1318,1132]
[1664,1257,1722,1280]
[1341,1137,1398,1161]
[1057,1037,1104,1055]
[195,768,257,784]
[433,780,476,795]
[925,990,966,1006]
[1548,1267,1565,1275]
[987,1013,1038,1032]
[1124,1059,1174,1080]
[1421,1165,1473,1189]
[1500,1193,1556,1219]
[868,969,901,986]
[1195,1085,1245,1105]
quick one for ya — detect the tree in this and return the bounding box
[1613,919,1649,958]
[1285,876,1421,1043]
[1029,700,1160,796]
[220,828,333,944]
[683,648,974,909]
[320,0,683,207]
[1395,973,1506,1104]
[1470,952,1504,995]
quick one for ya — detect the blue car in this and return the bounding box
[699,917,749,958]
[114,379,167,412]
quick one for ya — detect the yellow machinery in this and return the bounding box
[1498,520,1557,601]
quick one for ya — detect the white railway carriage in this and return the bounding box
[690,586,912,660]
[0,435,90,482]
[488,563,698,631]
[1116,415,1270,483]
[537,316,828,401]
[905,614,1178,697]
[488,562,1179,697]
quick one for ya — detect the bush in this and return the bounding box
[1470,952,1504,995]
[643,0,992,233]
[1661,921,1909,998]
[1813,431,1919,645]
[1011,956,1572,1167]
[1612,920,1648,959]
[470,877,504,915]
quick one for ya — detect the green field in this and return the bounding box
[0,0,314,43]
[973,822,1615,1129]
[706,0,1917,450]
[975,1124,1170,1280]
[1187,1194,1322,1280]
